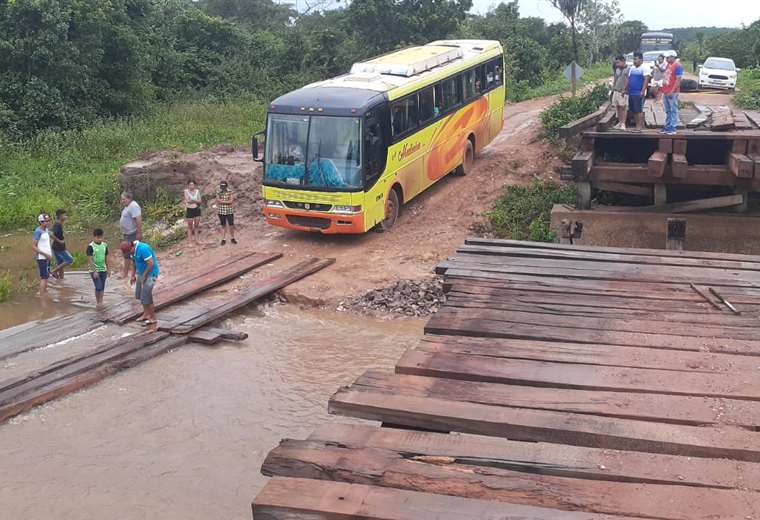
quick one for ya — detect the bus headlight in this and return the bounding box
[331,205,362,214]
[265,199,284,207]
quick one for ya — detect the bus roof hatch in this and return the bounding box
[350,45,464,77]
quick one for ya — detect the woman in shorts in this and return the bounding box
[183,180,202,244]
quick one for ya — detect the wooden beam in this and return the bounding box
[732,140,749,154]
[575,181,591,210]
[666,218,686,250]
[672,153,688,178]
[559,102,610,138]
[688,105,712,128]
[745,110,760,128]
[252,478,641,520]
[597,108,616,131]
[658,139,673,153]
[590,163,740,187]
[571,151,594,180]
[729,153,754,178]
[672,139,688,155]
[709,106,735,130]
[653,183,667,206]
[592,181,651,197]
[648,151,667,178]
[751,154,760,178]
[629,194,745,214]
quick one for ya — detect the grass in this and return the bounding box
[507,62,612,103]
[735,67,760,110]
[539,84,610,141]
[0,271,10,302]
[0,94,268,231]
[487,181,577,242]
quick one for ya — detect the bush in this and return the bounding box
[487,181,576,242]
[539,84,609,140]
[735,68,760,110]
[0,271,10,302]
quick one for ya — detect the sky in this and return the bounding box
[470,0,760,29]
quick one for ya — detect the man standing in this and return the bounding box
[215,181,237,245]
[650,55,668,105]
[32,214,53,293]
[611,55,630,130]
[50,208,74,280]
[626,52,651,132]
[119,191,142,277]
[661,52,684,136]
[122,239,160,326]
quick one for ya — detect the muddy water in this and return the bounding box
[0,304,424,520]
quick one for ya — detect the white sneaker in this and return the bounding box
[614,123,626,130]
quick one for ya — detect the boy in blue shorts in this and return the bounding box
[626,52,651,131]
[86,228,111,305]
[50,209,74,280]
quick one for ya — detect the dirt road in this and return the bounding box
[145,97,563,306]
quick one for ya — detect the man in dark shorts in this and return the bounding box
[50,208,74,280]
[626,52,651,131]
[215,181,237,245]
[122,239,160,326]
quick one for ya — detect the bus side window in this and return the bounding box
[492,58,503,86]
[486,64,495,88]
[419,87,436,123]
[475,66,485,93]
[433,84,443,116]
[464,69,476,99]
[391,96,419,138]
[441,77,461,111]
[365,116,387,183]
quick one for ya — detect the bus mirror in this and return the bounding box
[252,132,265,163]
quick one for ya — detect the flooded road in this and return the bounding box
[0,304,424,520]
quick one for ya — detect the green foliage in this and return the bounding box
[539,84,609,138]
[143,188,185,224]
[0,96,266,230]
[70,251,88,270]
[0,271,10,302]
[508,62,611,102]
[488,181,576,242]
[735,68,760,110]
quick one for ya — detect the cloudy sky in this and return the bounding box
[470,0,760,29]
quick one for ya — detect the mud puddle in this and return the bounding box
[0,304,424,520]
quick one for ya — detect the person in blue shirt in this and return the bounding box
[626,52,651,131]
[121,240,160,326]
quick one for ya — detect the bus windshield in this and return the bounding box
[265,114,363,191]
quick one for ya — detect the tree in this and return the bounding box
[549,0,585,65]
[577,0,620,63]
[614,20,647,54]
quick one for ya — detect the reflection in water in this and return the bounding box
[0,304,424,520]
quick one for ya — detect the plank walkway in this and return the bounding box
[0,254,334,423]
[253,239,760,519]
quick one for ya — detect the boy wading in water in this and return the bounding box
[215,181,237,245]
[50,208,74,280]
[32,213,53,293]
[87,228,111,306]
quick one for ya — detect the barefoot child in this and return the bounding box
[122,239,160,326]
[86,228,111,305]
[50,209,74,280]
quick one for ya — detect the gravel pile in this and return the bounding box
[344,278,446,317]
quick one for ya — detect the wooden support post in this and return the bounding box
[729,153,754,178]
[658,139,673,154]
[653,183,667,206]
[732,188,749,213]
[672,154,688,179]
[648,151,667,178]
[672,140,688,156]
[559,219,573,244]
[580,136,595,152]
[576,181,592,210]
[666,218,686,251]
[572,151,594,180]
[751,155,760,179]
[592,182,652,197]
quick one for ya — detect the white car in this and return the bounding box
[699,57,739,91]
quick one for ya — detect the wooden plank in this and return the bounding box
[732,139,749,154]
[188,329,222,345]
[648,151,667,178]
[200,327,248,341]
[261,440,760,520]
[745,111,760,128]
[328,388,760,462]
[590,162,739,186]
[628,194,745,213]
[104,252,282,324]
[0,313,103,362]
[591,181,651,197]
[751,153,760,178]
[672,139,688,155]
[559,102,609,139]
[424,314,760,355]
[252,478,645,520]
[644,104,658,128]
[688,105,711,128]
[709,106,735,130]
[729,152,754,178]
[417,335,760,376]
[734,111,753,130]
[571,151,593,180]
[658,138,673,153]
[596,108,616,131]
[396,349,760,402]
[353,370,760,427]
[671,153,688,178]
[463,237,760,263]
[585,129,760,140]
[0,335,186,423]
[171,258,335,334]
[309,423,760,491]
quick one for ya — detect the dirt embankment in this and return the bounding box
[120,96,564,310]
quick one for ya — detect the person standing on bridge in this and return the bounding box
[661,52,684,136]
[119,191,143,278]
[32,213,53,294]
[626,52,651,132]
[214,180,237,246]
[122,239,160,326]
[611,55,630,131]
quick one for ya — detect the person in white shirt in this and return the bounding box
[32,213,53,293]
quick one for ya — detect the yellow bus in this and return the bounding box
[252,39,505,233]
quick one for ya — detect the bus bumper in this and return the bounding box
[264,207,366,234]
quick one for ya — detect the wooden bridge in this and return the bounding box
[254,238,760,519]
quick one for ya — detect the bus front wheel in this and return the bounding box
[454,139,474,176]
[375,188,400,232]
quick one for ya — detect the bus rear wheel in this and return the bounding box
[454,139,474,176]
[375,188,400,232]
